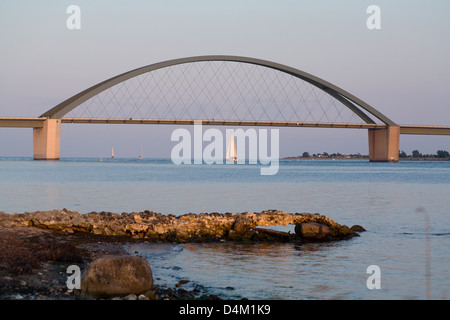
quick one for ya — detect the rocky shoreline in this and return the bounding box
[0,225,222,300]
[0,209,362,242]
[0,209,364,300]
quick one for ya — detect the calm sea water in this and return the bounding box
[1,157,449,299]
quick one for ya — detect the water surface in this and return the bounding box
[1,158,449,299]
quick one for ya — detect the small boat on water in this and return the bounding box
[111,146,115,159]
[226,133,237,162]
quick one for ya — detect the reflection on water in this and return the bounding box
[125,240,381,300]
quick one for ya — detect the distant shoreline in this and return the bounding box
[282,156,449,161]
[282,157,367,161]
[1,156,448,162]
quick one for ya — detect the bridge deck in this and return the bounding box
[399,125,450,135]
[1,117,449,135]
[0,117,44,128]
[60,118,387,129]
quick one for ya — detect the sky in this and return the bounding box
[0,0,449,158]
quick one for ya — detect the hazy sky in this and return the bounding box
[0,0,449,158]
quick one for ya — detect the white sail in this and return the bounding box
[111,146,114,159]
[226,133,237,162]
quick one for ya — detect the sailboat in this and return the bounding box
[111,146,115,159]
[138,142,143,160]
[226,133,237,162]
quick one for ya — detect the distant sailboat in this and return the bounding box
[226,133,237,162]
[111,146,115,159]
[138,142,143,160]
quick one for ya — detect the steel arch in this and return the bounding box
[41,55,397,126]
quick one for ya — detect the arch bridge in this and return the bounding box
[1,55,449,161]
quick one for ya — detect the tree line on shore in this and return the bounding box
[292,150,449,159]
[399,149,449,159]
[296,152,368,159]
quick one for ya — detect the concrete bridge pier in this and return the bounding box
[368,125,400,162]
[33,118,61,160]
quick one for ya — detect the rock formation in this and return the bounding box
[294,222,331,241]
[0,209,363,242]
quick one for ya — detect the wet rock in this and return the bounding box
[253,227,295,242]
[81,255,153,299]
[231,217,253,234]
[338,225,354,238]
[295,222,331,241]
[351,225,366,232]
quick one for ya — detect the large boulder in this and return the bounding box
[81,255,153,298]
[295,222,331,241]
